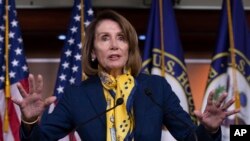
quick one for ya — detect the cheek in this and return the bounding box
[124,46,129,58]
[94,45,107,59]
[95,51,106,60]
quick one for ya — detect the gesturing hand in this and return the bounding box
[194,90,240,133]
[12,74,56,123]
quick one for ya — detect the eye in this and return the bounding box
[101,35,109,41]
[118,35,126,41]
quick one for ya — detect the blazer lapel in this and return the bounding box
[85,76,107,126]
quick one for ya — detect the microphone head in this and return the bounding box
[116,98,124,105]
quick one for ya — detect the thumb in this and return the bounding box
[194,110,203,121]
[11,97,22,106]
[44,96,57,107]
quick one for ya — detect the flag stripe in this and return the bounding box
[0,110,3,141]
[7,99,20,141]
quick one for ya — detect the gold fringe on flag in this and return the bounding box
[159,0,165,77]
[80,0,88,80]
[4,0,10,132]
[226,0,241,124]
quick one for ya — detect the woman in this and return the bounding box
[13,10,239,141]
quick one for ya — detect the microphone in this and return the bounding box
[76,98,124,129]
[144,88,198,141]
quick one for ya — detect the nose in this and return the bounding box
[110,38,118,50]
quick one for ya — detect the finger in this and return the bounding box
[17,82,29,98]
[207,90,215,106]
[215,92,227,108]
[225,108,240,116]
[221,97,235,110]
[44,96,57,107]
[28,74,35,94]
[36,74,43,94]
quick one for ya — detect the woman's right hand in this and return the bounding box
[12,74,56,124]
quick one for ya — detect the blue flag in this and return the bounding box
[0,0,29,140]
[142,0,196,140]
[47,0,93,140]
[202,0,250,141]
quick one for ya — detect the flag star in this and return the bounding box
[59,74,67,81]
[18,37,23,43]
[0,76,4,82]
[9,71,16,78]
[15,48,22,55]
[0,25,4,31]
[72,65,78,73]
[11,59,19,67]
[77,4,81,10]
[74,53,81,61]
[0,35,3,42]
[84,20,91,27]
[62,61,69,69]
[68,38,75,45]
[56,86,64,94]
[65,49,72,57]
[9,31,15,38]
[71,26,78,33]
[77,43,82,49]
[69,77,76,84]
[22,65,28,72]
[11,19,18,27]
[87,8,94,16]
[2,65,5,71]
[14,10,17,16]
[74,14,81,22]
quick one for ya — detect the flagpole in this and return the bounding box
[159,0,165,77]
[226,0,240,124]
[4,0,10,132]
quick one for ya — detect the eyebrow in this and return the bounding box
[95,31,124,36]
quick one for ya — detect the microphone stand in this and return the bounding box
[75,98,124,129]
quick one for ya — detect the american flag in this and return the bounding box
[47,0,93,140]
[0,0,29,141]
[52,0,93,100]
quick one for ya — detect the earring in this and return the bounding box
[91,57,95,62]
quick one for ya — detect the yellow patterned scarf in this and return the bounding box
[99,70,135,141]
